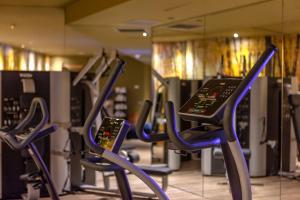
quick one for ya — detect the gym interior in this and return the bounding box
[0,0,299,199]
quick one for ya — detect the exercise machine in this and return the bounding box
[0,97,59,200]
[81,58,169,199]
[69,50,116,188]
[164,45,276,199]
[137,45,277,200]
[0,71,54,198]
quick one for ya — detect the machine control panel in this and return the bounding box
[179,79,242,123]
[94,117,129,153]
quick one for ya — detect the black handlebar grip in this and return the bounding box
[34,125,58,142]
[136,100,153,142]
[165,101,223,151]
[164,101,186,149]
[136,100,169,142]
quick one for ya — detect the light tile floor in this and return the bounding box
[43,140,300,200]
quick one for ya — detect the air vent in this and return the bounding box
[117,28,145,33]
[169,24,201,30]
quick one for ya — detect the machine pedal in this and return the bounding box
[32,181,43,189]
[20,171,41,183]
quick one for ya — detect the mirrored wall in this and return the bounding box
[203,1,283,199]
[151,0,300,199]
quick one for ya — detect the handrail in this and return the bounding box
[136,100,169,142]
[223,44,277,141]
[82,58,126,153]
[165,101,222,151]
[7,97,49,150]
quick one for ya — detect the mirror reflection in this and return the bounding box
[151,0,291,199]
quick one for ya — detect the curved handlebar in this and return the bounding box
[83,58,126,154]
[33,125,58,142]
[165,101,222,151]
[5,97,50,150]
[223,44,277,142]
[135,100,169,142]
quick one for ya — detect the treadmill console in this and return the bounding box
[179,79,242,124]
[94,117,129,153]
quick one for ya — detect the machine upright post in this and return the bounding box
[28,143,60,200]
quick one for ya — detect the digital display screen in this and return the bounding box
[94,118,124,151]
[179,79,241,117]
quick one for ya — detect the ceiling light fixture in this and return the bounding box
[142,32,148,37]
[233,33,239,38]
[134,54,141,59]
[10,24,15,30]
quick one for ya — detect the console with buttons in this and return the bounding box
[179,78,242,124]
[93,117,130,153]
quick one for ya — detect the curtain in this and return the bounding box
[152,35,294,79]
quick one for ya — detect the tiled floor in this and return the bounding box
[43,140,300,199]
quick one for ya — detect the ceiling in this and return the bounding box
[0,0,74,7]
[0,5,103,56]
[66,0,269,56]
[153,0,300,41]
[0,0,299,63]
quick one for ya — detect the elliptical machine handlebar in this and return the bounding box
[165,101,223,151]
[15,97,48,132]
[82,58,126,154]
[223,44,277,142]
[136,100,169,142]
[0,97,56,150]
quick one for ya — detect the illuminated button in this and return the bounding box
[213,92,219,97]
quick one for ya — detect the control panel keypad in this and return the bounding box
[179,79,242,118]
[94,118,125,151]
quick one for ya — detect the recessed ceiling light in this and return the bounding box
[21,44,25,48]
[142,32,148,37]
[233,33,239,38]
[134,54,141,59]
[10,24,15,30]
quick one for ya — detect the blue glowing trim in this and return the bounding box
[169,104,222,149]
[230,50,275,138]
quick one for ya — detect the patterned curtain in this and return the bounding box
[153,34,300,80]
[203,36,267,77]
[281,34,300,77]
[0,44,50,71]
[152,41,187,79]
